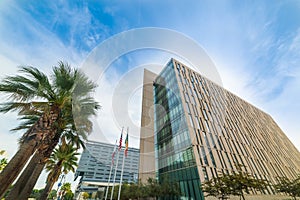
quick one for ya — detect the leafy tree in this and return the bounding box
[82,192,90,199]
[48,189,57,200]
[202,176,231,200]
[202,165,268,200]
[63,190,74,200]
[125,182,142,199]
[2,185,13,199]
[147,178,162,198]
[134,178,180,199]
[0,62,99,198]
[59,182,74,200]
[39,142,79,200]
[158,176,181,199]
[29,188,44,199]
[0,158,7,172]
[107,181,149,199]
[228,165,268,200]
[105,177,181,199]
[0,150,7,171]
[275,176,300,200]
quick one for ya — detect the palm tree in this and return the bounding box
[39,142,79,200]
[0,62,99,198]
[59,182,73,200]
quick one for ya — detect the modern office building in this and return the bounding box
[139,58,300,199]
[75,140,139,196]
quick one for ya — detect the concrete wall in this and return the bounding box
[139,69,157,183]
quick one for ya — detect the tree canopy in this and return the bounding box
[275,176,300,200]
[202,166,268,200]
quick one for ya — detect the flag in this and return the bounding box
[111,140,117,165]
[118,131,123,151]
[124,133,129,157]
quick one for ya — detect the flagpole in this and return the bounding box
[118,127,129,200]
[110,128,123,200]
[104,140,117,200]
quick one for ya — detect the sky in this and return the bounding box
[0,0,300,190]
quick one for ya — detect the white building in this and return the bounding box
[75,140,139,198]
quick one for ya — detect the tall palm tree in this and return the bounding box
[59,182,73,200]
[39,142,79,200]
[0,62,99,198]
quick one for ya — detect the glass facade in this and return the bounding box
[154,60,204,200]
[142,58,300,199]
[75,141,139,194]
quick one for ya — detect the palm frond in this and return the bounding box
[11,115,40,132]
[72,70,97,97]
[52,62,76,92]
[0,61,99,156]
[45,143,79,184]
[0,80,36,101]
[0,101,49,115]
[19,66,55,100]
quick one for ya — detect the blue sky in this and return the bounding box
[0,0,300,189]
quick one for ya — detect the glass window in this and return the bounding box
[198,92,203,100]
[184,78,189,85]
[185,93,190,102]
[202,109,208,120]
[188,114,194,128]
[202,167,209,181]
[204,120,211,133]
[182,66,185,73]
[204,101,209,110]
[185,102,190,113]
[203,132,210,147]
[209,133,216,148]
[225,152,233,169]
[195,116,201,130]
[209,149,216,167]
[201,146,208,165]
[191,95,196,105]
[217,137,223,151]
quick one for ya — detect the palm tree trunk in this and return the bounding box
[0,107,60,197]
[6,151,43,200]
[18,158,46,199]
[0,139,36,197]
[38,178,56,200]
[9,151,51,200]
[13,133,60,200]
[38,166,61,200]
[0,106,60,198]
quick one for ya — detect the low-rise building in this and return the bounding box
[75,140,139,199]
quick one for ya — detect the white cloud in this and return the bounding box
[88,56,163,148]
[188,2,300,152]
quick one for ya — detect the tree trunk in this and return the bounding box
[18,156,45,200]
[241,193,245,200]
[38,179,56,200]
[38,166,61,200]
[6,151,43,200]
[0,139,36,197]
[13,133,61,200]
[0,106,60,198]
[0,106,60,197]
